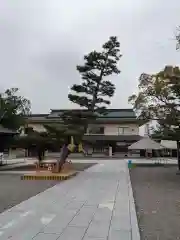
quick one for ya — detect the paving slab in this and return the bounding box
[33,232,60,240]
[0,160,140,240]
[57,226,87,240]
[108,229,131,240]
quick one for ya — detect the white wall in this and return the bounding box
[104,124,139,135]
[23,123,139,136]
[21,124,46,134]
[86,124,139,135]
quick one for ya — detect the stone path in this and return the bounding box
[0,160,139,240]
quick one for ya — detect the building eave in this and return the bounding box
[26,118,61,124]
[26,117,145,126]
[83,135,142,142]
[0,125,17,134]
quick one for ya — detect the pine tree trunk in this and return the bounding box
[37,149,42,162]
[55,144,70,173]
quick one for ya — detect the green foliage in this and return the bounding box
[60,110,95,135]
[44,123,84,145]
[129,66,180,140]
[68,36,121,113]
[0,88,31,130]
[14,130,48,149]
[176,26,180,50]
[15,122,84,151]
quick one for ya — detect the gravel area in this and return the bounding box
[130,166,180,240]
[0,174,59,214]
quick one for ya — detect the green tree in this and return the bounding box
[0,88,31,152]
[176,26,180,50]
[0,88,31,130]
[68,36,121,113]
[44,123,84,145]
[13,129,48,161]
[129,66,180,170]
[55,36,122,172]
[14,121,84,164]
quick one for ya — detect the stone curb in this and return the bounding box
[21,172,77,180]
[127,164,141,240]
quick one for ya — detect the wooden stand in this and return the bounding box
[52,160,73,173]
[35,161,56,171]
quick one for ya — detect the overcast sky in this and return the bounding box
[0,0,180,113]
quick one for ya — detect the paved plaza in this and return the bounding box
[0,160,140,239]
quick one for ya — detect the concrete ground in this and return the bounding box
[0,157,178,171]
[0,162,96,172]
[0,160,139,240]
[130,166,180,240]
[0,163,96,213]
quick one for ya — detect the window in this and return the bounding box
[118,127,129,135]
[88,126,104,134]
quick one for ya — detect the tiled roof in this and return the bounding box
[49,109,136,118]
[25,114,48,121]
[26,109,147,126]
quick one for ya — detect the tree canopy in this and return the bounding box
[128,65,180,169]
[0,88,31,130]
[176,26,180,50]
[129,66,180,139]
[68,36,121,115]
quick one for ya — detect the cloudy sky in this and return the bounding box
[0,0,180,113]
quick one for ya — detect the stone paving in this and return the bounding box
[0,160,140,240]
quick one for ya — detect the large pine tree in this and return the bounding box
[56,36,122,172]
[68,36,121,113]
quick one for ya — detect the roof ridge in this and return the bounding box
[50,108,134,112]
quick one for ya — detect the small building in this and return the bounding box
[23,109,146,156]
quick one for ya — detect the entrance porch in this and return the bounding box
[82,135,142,156]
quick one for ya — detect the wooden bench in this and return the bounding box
[35,160,73,171]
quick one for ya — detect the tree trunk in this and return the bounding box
[55,144,71,173]
[42,149,45,159]
[25,148,28,157]
[37,146,44,162]
[177,140,180,170]
[38,150,42,162]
